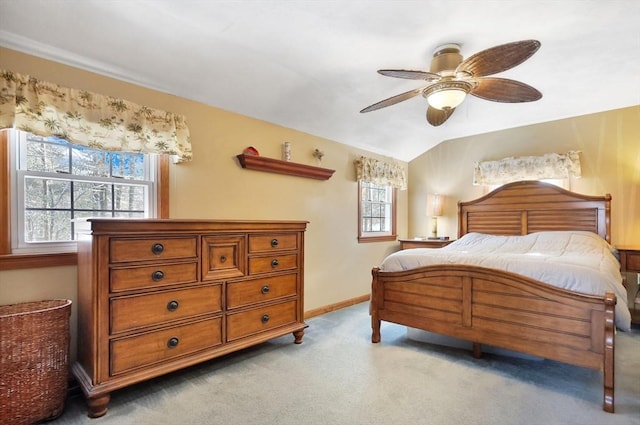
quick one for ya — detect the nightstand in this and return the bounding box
[617,246,640,325]
[399,238,454,250]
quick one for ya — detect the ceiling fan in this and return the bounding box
[360,40,542,126]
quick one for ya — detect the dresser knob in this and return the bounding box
[261,285,270,294]
[167,300,179,311]
[167,337,179,348]
[152,270,165,281]
[220,255,227,263]
[271,239,279,247]
[151,243,164,255]
[271,259,279,268]
[261,314,270,324]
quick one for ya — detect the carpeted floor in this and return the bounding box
[53,302,639,425]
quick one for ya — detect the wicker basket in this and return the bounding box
[0,299,72,425]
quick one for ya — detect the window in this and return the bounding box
[0,129,169,269]
[358,180,397,242]
[10,130,156,253]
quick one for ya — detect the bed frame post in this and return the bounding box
[371,267,381,343]
[603,292,616,413]
[472,343,482,359]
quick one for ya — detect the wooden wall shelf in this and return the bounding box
[236,154,335,180]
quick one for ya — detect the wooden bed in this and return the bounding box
[370,181,617,413]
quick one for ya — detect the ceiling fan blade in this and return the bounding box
[426,106,455,126]
[360,87,425,113]
[470,77,542,102]
[457,40,540,77]
[378,69,441,81]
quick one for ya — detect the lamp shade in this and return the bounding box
[424,80,473,111]
[427,89,467,110]
[428,194,444,217]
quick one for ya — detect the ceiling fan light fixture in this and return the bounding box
[362,40,541,125]
[424,80,473,110]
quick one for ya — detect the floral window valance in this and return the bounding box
[473,151,581,186]
[355,156,407,190]
[0,68,192,162]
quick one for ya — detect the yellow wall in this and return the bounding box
[0,48,406,358]
[408,106,640,246]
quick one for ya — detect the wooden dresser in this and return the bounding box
[73,219,307,418]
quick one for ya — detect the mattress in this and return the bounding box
[380,231,631,331]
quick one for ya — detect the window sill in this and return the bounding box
[0,252,78,271]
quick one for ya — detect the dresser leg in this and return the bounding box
[293,329,304,344]
[87,394,110,418]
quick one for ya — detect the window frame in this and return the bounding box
[0,130,170,270]
[357,180,397,243]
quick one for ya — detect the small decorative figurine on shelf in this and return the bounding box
[242,146,260,156]
[282,142,291,161]
[312,148,325,163]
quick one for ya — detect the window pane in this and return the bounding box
[26,139,70,173]
[74,182,112,210]
[382,202,388,218]
[112,152,146,180]
[72,146,111,177]
[114,211,146,219]
[24,210,72,242]
[362,202,371,216]
[73,211,113,220]
[25,177,71,208]
[114,184,145,211]
[371,187,379,202]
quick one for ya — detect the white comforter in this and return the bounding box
[380,231,631,331]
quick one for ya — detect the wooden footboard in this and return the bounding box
[370,265,616,413]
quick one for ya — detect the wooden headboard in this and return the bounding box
[458,181,611,243]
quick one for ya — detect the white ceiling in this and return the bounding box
[1,0,639,162]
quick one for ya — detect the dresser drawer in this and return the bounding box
[625,252,640,272]
[248,254,297,275]
[110,317,223,375]
[110,262,198,292]
[110,285,222,334]
[227,274,297,309]
[227,300,297,342]
[110,237,197,263]
[202,235,246,281]
[249,233,297,253]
